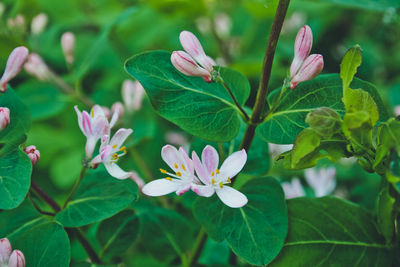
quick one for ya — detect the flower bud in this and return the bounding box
[24,145,40,165]
[0,238,12,263]
[0,47,29,92]
[7,14,25,32]
[179,31,215,72]
[394,105,400,117]
[8,250,25,267]
[61,32,75,64]
[0,108,10,130]
[31,13,48,35]
[24,53,50,81]
[306,107,341,138]
[111,102,124,120]
[122,80,145,112]
[290,54,323,89]
[171,51,212,82]
[290,25,313,77]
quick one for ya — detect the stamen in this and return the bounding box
[119,146,127,153]
[227,177,231,183]
[160,169,167,174]
[219,182,223,188]
[165,177,172,181]
[211,178,216,184]
[91,109,94,118]
[181,164,186,171]
[174,163,179,169]
[176,171,182,177]
[112,144,118,149]
[216,169,220,174]
[211,171,215,176]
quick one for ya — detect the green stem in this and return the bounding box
[184,228,207,267]
[63,166,86,208]
[218,142,226,161]
[217,75,250,121]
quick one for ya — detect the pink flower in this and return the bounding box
[0,47,29,92]
[0,238,25,267]
[24,145,40,165]
[122,80,145,112]
[289,25,323,89]
[23,53,50,81]
[90,128,133,179]
[61,32,75,64]
[192,145,248,208]
[0,107,10,130]
[142,145,200,196]
[171,51,212,82]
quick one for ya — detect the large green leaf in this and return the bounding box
[0,149,32,209]
[258,74,389,144]
[56,167,138,227]
[315,0,400,11]
[0,201,70,267]
[193,177,288,266]
[0,87,31,156]
[124,50,250,142]
[270,197,392,266]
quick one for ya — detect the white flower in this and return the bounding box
[281,178,305,199]
[305,167,336,197]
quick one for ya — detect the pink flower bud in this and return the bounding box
[0,47,29,92]
[111,102,124,120]
[179,31,215,72]
[8,250,25,267]
[171,51,212,82]
[24,53,50,81]
[0,107,10,130]
[61,32,75,64]
[0,238,12,263]
[31,13,48,35]
[24,145,40,165]
[290,25,313,77]
[122,80,145,112]
[290,54,324,89]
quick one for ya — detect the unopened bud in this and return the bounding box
[24,53,50,81]
[61,32,75,64]
[306,107,341,138]
[0,108,10,130]
[179,31,215,72]
[31,13,48,35]
[165,131,189,146]
[111,102,124,120]
[7,14,25,31]
[122,80,145,112]
[171,51,212,82]
[0,47,29,92]
[0,238,12,263]
[290,25,313,77]
[8,250,25,267]
[24,145,40,165]
[214,13,231,37]
[290,54,323,89]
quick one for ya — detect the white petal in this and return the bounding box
[176,184,191,196]
[282,178,305,199]
[161,145,185,171]
[192,151,210,184]
[179,146,194,175]
[219,149,247,180]
[91,104,106,119]
[191,184,215,197]
[74,106,84,134]
[109,108,119,129]
[104,162,130,179]
[142,179,181,196]
[85,136,98,159]
[109,128,133,151]
[201,145,219,174]
[216,186,248,208]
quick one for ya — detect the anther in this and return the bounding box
[160,168,167,174]
[216,169,220,174]
[227,177,231,183]
[211,178,216,184]
[165,177,172,181]
[181,164,186,171]
[176,171,182,177]
[112,144,118,149]
[211,171,215,176]
[219,182,223,188]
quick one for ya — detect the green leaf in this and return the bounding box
[316,0,400,11]
[340,45,362,90]
[0,87,31,156]
[374,118,400,170]
[270,197,392,266]
[377,182,395,244]
[305,107,342,138]
[17,81,67,121]
[97,209,139,259]
[0,201,71,267]
[291,128,321,168]
[124,50,250,142]
[56,167,138,227]
[257,74,388,144]
[193,177,288,266]
[0,149,32,209]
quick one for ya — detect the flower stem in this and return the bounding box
[63,166,86,208]
[27,192,56,216]
[184,228,208,267]
[31,181,61,212]
[216,75,250,122]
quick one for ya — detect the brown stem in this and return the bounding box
[63,166,86,208]
[30,181,61,212]
[27,193,55,216]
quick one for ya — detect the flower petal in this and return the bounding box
[179,146,194,175]
[74,106,84,133]
[201,145,219,175]
[191,184,214,197]
[161,144,185,172]
[85,136,98,160]
[109,128,133,151]
[0,238,12,263]
[219,149,247,180]
[8,250,25,267]
[176,184,191,196]
[104,162,130,179]
[142,179,181,196]
[81,111,92,136]
[216,186,248,208]
[192,151,210,184]
[91,104,106,119]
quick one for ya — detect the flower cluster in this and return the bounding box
[170,31,216,82]
[0,238,25,267]
[142,145,248,208]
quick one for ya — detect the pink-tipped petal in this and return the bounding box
[142,179,180,196]
[290,25,313,77]
[290,54,323,89]
[0,238,12,263]
[24,145,40,165]
[176,184,191,196]
[192,151,210,184]
[179,31,206,60]
[219,149,247,180]
[171,51,211,81]
[201,145,219,175]
[0,107,10,130]
[81,111,92,135]
[8,250,25,267]
[216,186,248,208]
[0,46,29,92]
[108,128,133,151]
[191,184,215,197]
